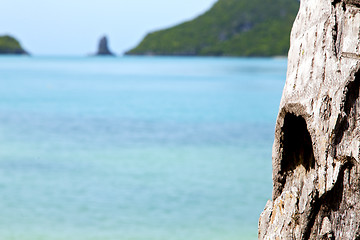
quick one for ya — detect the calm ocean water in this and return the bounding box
[0,56,286,240]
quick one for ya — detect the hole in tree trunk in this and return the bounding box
[281,114,315,173]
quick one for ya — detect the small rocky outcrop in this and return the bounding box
[96,35,114,56]
[0,35,28,55]
[259,0,360,239]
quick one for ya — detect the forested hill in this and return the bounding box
[0,35,28,55]
[126,0,300,56]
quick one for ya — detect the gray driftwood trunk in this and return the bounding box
[259,0,360,239]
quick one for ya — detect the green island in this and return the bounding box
[126,0,300,57]
[0,35,28,55]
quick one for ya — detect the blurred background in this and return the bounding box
[0,0,299,239]
[0,0,217,55]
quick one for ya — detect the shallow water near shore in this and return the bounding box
[0,56,286,240]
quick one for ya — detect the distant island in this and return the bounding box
[126,0,300,57]
[0,35,28,55]
[95,35,115,56]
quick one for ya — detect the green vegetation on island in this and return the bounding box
[0,35,28,55]
[126,0,300,56]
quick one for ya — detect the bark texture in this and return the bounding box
[259,0,360,239]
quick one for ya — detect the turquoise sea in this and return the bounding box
[0,56,286,240]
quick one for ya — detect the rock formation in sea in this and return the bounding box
[96,35,115,56]
[0,35,28,55]
[259,0,360,239]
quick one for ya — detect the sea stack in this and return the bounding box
[259,0,360,239]
[96,35,114,56]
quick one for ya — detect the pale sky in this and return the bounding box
[0,0,218,55]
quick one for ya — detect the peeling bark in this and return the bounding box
[259,0,360,239]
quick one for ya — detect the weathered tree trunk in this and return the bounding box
[259,0,360,239]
